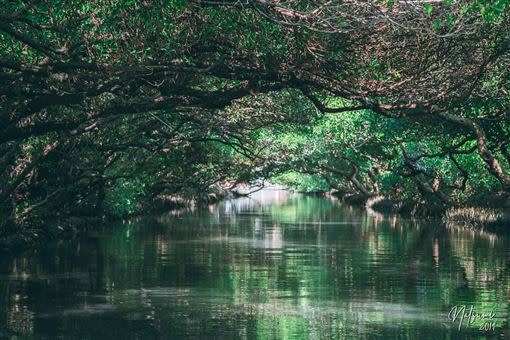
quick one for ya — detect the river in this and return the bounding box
[0,190,509,339]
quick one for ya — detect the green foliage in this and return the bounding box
[273,172,329,193]
[1,0,510,236]
[470,0,509,20]
[104,178,148,217]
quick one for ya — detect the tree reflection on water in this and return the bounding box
[0,190,509,339]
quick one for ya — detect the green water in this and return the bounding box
[1,190,509,339]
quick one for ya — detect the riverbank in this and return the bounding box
[286,189,510,231]
[351,194,510,232]
[0,190,229,255]
[3,189,509,254]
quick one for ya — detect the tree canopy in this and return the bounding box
[1,0,510,238]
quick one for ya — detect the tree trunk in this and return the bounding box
[438,112,510,193]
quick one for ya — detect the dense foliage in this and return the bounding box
[1,0,510,239]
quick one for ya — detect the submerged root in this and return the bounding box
[366,196,446,217]
[443,207,510,229]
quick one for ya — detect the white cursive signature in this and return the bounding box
[448,305,496,331]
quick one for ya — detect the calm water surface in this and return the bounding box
[1,190,509,339]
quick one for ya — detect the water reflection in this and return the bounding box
[0,190,509,339]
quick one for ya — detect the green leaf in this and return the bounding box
[424,3,433,15]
